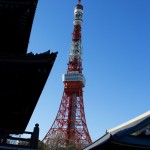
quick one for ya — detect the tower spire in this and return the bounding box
[78,0,81,4]
[42,1,92,149]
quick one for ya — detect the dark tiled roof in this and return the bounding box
[0,0,58,134]
[0,0,38,55]
[0,52,57,133]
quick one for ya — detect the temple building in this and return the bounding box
[0,0,57,149]
[83,111,150,150]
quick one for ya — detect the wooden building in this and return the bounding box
[0,0,57,149]
[84,111,150,150]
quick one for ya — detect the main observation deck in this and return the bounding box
[62,73,86,87]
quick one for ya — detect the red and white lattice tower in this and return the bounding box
[43,0,92,148]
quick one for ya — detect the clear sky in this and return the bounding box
[26,0,150,142]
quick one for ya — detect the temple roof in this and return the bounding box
[0,0,38,55]
[84,111,150,150]
[0,0,58,134]
[0,51,57,133]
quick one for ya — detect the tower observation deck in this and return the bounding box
[43,0,92,149]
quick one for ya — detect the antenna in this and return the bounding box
[42,1,91,149]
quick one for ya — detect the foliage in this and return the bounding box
[38,140,49,150]
[38,140,81,150]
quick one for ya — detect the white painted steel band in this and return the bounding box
[73,20,82,25]
[74,9,83,14]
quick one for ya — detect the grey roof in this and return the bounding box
[84,110,150,150]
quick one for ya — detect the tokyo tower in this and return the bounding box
[43,0,92,148]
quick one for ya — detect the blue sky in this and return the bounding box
[26,0,150,142]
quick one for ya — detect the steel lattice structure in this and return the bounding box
[43,0,92,148]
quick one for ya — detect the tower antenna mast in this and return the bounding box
[43,1,91,149]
